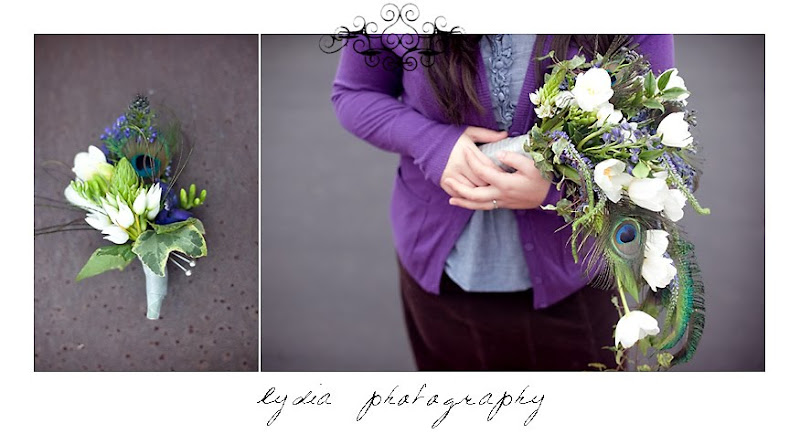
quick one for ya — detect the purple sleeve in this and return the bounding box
[330,36,467,185]
[629,34,675,73]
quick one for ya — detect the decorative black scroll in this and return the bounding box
[319,3,463,71]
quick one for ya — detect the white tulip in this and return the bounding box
[595,102,622,125]
[571,67,614,112]
[132,188,147,215]
[594,159,632,203]
[627,177,669,212]
[642,229,677,291]
[72,145,113,182]
[644,229,669,257]
[615,310,660,349]
[662,189,687,222]
[657,112,693,148]
[664,68,688,101]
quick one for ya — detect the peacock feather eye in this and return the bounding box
[131,153,161,178]
[611,219,642,259]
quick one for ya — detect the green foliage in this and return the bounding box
[632,161,650,179]
[657,69,674,91]
[179,184,207,210]
[111,158,139,202]
[661,87,690,101]
[637,364,652,372]
[644,71,657,97]
[657,352,674,369]
[132,218,207,277]
[76,244,136,281]
[642,99,664,111]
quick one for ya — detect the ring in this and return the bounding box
[492,199,498,210]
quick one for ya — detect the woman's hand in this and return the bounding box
[443,148,552,210]
[440,127,508,198]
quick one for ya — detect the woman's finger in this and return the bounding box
[498,151,541,178]
[464,149,510,186]
[464,126,508,144]
[445,178,500,202]
[448,196,496,211]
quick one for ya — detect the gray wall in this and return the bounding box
[34,35,259,371]
[264,34,765,372]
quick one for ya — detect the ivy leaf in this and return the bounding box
[152,217,206,235]
[132,220,207,277]
[657,352,674,369]
[657,69,674,91]
[556,164,581,183]
[76,244,136,281]
[637,364,652,372]
[632,161,650,179]
[529,151,545,163]
[564,54,586,70]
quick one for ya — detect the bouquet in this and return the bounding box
[59,95,208,320]
[481,38,708,370]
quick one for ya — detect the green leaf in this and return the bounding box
[564,54,586,70]
[660,87,690,101]
[152,217,205,235]
[657,352,674,369]
[637,364,652,372]
[657,69,674,91]
[644,71,657,98]
[556,164,581,183]
[76,244,136,281]
[642,99,664,111]
[132,220,207,277]
[638,149,665,161]
[529,151,545,162]
[632,161,650,179]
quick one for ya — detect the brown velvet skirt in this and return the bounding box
[398,259,620,371]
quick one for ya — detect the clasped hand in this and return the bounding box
[440,126,551,210]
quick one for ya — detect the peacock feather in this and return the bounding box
[101,94,181,182]
[585,201,705,368]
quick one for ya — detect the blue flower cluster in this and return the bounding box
[664,153,698,192]
[100,114,130,142]
[154,181,193,225]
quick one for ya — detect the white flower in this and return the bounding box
[595,102,622,125]
[102,195,134,229]
[662,189,687,222]
[72,145,113,182]
[571,67,614,112]
[594,159,632,203]
[657,112,693,148]
[145,183,162,220]
[664,68,688,101]
[641,229,677,291]
[132,188,147,215]
[554,91,573,109]
[102,225,129,244]
[627,177,669,212]
[85,211,112,231]
[615,310,660,349]
[529,89,542,105]
[534,104,555,119]
[64,184,101,213]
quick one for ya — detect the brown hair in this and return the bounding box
[426,34,620,124]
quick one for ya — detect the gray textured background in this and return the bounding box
[261,34,765,372]
[34,35,259,371]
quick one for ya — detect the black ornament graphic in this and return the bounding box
[320,3,463,71]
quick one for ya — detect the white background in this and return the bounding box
[2,0,790,432]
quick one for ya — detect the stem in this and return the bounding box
[617,274,631,314]
[577,126,610,150]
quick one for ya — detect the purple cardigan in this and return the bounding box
[331,35,674,308]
